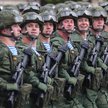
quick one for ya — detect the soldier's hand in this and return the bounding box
[58,44,68,53]
[95,67,103,79]
[6,83,19,91]
[47,76,53,85]
[23,47,32,56]
[68,77,77,86]
[38,82,47,92]
[81,40,89,49]
[96,37,104,45]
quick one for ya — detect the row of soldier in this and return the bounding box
[0,1,108,108]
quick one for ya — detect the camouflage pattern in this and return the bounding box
[51,30,85,108]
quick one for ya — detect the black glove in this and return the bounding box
[96,36,104,45]
[58,44,69,53]
[81,40,89,49]
[23,47,32,56]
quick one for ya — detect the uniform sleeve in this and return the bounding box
[81,61,95,74]
[97,57,108,71]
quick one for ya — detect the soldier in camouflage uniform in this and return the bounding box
[90,6,108,108]
[36,10,57,53]
[18,12,54,108]
[0,10,24,108]
[80,6,108,108]
[51,7,85,108]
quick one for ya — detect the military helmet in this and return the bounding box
[91,6,107,19]
[41,11,57,31]
[0,10,23,30]
[57,7,77,23]
[22,4,39,14]
[67,3,81,10]
[44,3,55,9]
[17,3,27,12]
[40,5,55,13]
[28,2,41,8]
[78,2,92,9]
[75,7,92,18]
[41,11,57,23]
[21,12,43,28]
[99,1,108,8]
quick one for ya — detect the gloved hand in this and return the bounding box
[95,67,102,74]
[96,36,104,45]
[67,77,77,86]
[20,83,32,95]
[38,82,47,92]
[58,44,68,53]
[47,76,53,85]
[47,84,54,92]
[23,47,32,56]
[81,40,89,49]
[6,83,19,91]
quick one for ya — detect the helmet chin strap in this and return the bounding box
[10,30,22,41]
[41,33,52,38]
[92,26,104,32]
[22,31,38,41]
[61,24,75,34]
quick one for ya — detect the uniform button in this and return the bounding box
[13,57,17,61]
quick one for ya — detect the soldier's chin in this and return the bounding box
[94,28,103,32]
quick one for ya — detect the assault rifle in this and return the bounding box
[36,54,51,108]
[8,43,33,108]
[90,35,103,67]
[88,34,103,87]
[102,46,108,65]
[48,44,69,77]
[65,39,89,100]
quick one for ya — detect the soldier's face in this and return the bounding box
[77,17,90,31]
[62,18,74,32]
[25,22,40,37]
[92,17,105,30]
[11,24,21,37]
[42,22,54,35]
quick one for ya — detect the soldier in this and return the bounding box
[37,10,57,53]
[51,7,85,108]
[19,12,53,108]
[0,10,24,108]
[72,7,101,108]
[81,6,108,108]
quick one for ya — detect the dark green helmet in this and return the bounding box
[3,5,20,15]
[17,3,27,12]
[57,7,77,23]
[41,11,57,23]
[0,10,23,30]
[55,3,66,13]
[21,12,43,28]
[40,5,55,13]
[41,11,57,31]
[44,3,55,9]
[91,6,107,20]
[28,2,41,8]
[99,1,108,8]
[22,4,39,14]
[66,2,81,10]
[78,2,92,9]
[75,7,92,18]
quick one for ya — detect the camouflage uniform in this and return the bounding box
[79,6,108,108]
[18,12,54,108]
[51,7,85,108]
[0,10,28,108]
